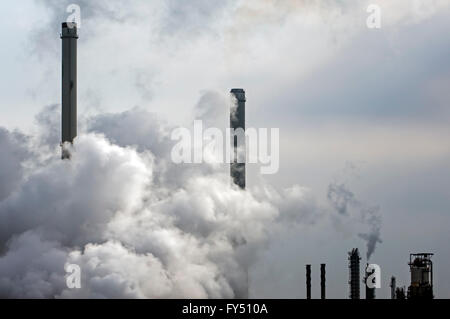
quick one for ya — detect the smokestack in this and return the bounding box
[365,264,376,299]
[306,264,311,299]
[230,89,246,189]
[390,276,396,299]
[61,22,78,158]
[320,264,326,299]
[348,248,361,299]
[230,89,247,298]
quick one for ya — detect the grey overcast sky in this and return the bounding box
[0,0,450,298]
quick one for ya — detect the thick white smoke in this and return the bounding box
[0,128,30,201]
[0,104,320,298]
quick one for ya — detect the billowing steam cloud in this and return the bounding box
[327,177,382,260]
[0,104,320,298]
[0,129,30,201]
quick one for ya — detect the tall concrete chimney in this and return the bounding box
[320,264,326,300]
[230,89,246,189]
[230,89,247,298]
[306,264,311,299]
[61,22,78,158]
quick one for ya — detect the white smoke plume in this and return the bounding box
[357,206,382,261]
[327,175,382,261]
[0,104,321,298]
[0,128,30,201]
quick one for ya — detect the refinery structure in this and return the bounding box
[305,250,435,300]
[407,253,434,299]
[58,22,437,300]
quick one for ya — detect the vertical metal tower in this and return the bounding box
[320,264,326,300]
[61,22,78,158]
[306,264,311,299]
[348,248,361,299]
[230,89,246,189]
